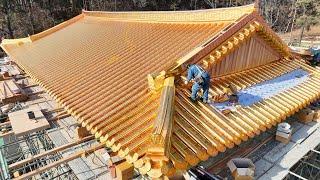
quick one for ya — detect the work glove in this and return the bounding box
[184,80,189,85]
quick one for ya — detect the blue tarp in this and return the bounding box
[213,68,309,109]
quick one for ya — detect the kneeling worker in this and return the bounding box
[184,64,211,103]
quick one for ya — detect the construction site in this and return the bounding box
[0,2,319,180]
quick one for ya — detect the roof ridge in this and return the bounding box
[83,4,255,22]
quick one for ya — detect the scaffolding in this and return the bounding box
[0,58,112,179]
[0,100,77,179]
[0,103,109,180]
[284,143,320,180]
[0,129,77,179]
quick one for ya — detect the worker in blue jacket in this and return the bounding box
[184,64,211,103]
[311,48,320,65]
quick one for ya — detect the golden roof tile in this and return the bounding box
[2,3,320,178]
[172,59,320,172]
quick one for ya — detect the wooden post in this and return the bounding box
[296,108,315,123]
[115,161,134,180]
[76,126,90,139]
[275,123,292,144]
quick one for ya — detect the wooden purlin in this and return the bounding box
[0,80,28,104]
[169,60,320,171]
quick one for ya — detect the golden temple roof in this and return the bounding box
[1,3,320,178]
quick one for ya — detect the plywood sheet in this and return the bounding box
[8,105,50,136]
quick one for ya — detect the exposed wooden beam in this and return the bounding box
[49,112,71,121]
[14,142,104,180]
[9,135,94,170]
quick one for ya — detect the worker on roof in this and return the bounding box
[311,47,320,65]
[185,64,211,103]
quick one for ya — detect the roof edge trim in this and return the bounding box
[166,11,257,74]
[82,4,255,22]
[29,13,84,42]
[0,37,32,46]
[253,14,290,55]
[0,13,84,46]
[167,11,291,75]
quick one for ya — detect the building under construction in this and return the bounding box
[0,3,319,180]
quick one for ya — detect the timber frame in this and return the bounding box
[1,3,320,179]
